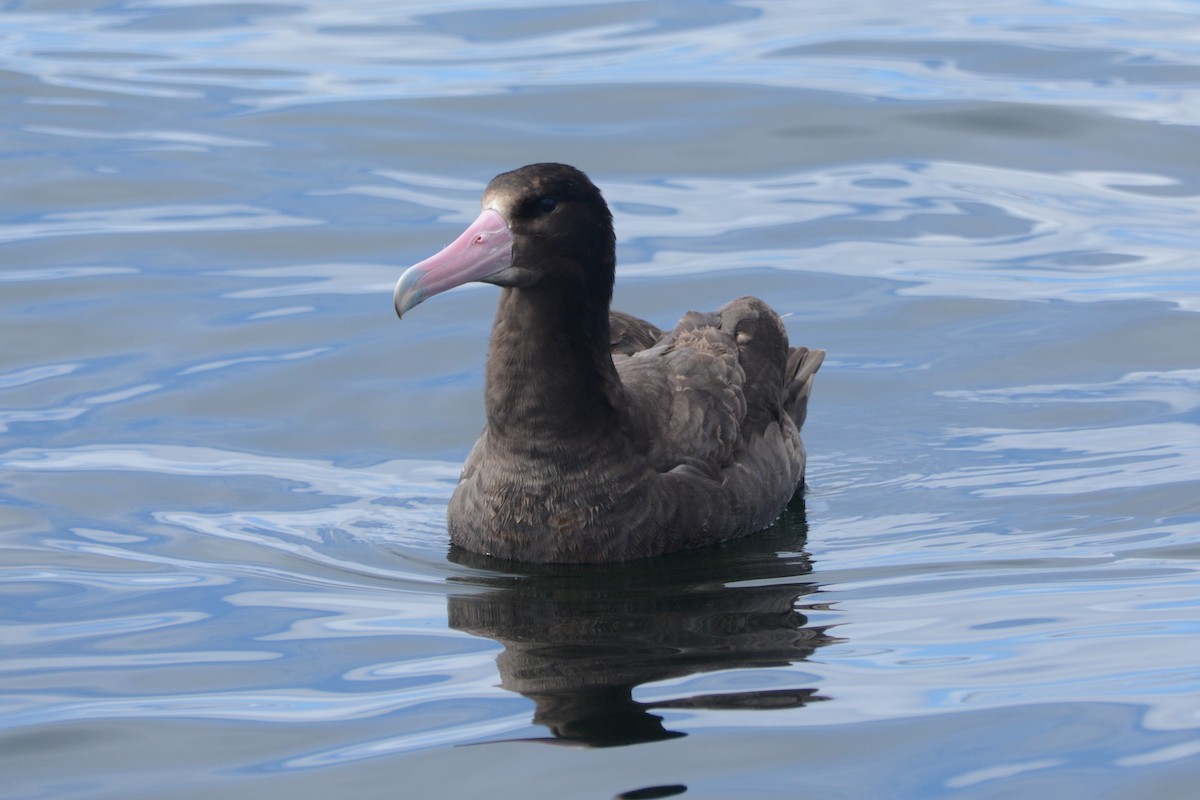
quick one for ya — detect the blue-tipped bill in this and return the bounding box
[394,208,514,318]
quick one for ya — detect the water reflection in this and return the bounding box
[447,499,835,746]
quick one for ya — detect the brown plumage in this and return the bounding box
[394,163,824,563]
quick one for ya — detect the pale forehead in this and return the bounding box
[481,188,518,219]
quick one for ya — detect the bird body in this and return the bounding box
[395,164,823,563]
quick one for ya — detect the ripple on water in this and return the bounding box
[4,2,1200,797]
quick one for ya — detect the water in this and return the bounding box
[2,1,1199,797]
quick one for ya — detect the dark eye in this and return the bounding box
[535,196,558,213]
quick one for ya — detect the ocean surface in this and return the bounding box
[2,1,1199,798]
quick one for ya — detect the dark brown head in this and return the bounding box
[394,163,616,317]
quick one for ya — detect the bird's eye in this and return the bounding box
[535,196,558,213]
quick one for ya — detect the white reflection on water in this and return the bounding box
[932,368,1200,496]
[225,589,454,639]
[278,708,532,768]
[5,444,456,499]
[7,1,1200,121]
[1,650,277,675]
[0,363,83,388]
[0,204,320,245]
[3,444,458,563]
[181,348,332,375]
[23,124,268,148]
[2,610,209,646]
[5,675,503,727]
[931,422,1200,496]
[941,368,1200,414]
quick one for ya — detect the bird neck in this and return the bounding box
[484,281,623,445]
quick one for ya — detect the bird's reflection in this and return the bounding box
[447,497,837,747]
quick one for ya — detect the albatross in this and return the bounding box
[394,163,824,563]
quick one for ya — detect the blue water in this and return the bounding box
[3,2,1200,798]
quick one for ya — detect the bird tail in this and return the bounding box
[785,346,825,430]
